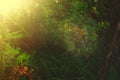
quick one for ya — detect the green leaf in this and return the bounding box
[17,54,30,64]
[7,31,24,39]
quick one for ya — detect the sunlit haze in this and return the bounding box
[0,0,32,15]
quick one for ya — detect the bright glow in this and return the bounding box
[0,0,32,15]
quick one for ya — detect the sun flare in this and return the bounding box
[0,0,32,15]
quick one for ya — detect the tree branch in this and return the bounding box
[104,22,120,80]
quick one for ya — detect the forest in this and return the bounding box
[0,0,120,80]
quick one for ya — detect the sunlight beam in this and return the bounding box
[0,0,32,15]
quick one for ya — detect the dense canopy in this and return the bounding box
[0,0,120,80]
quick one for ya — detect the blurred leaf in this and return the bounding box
[17,54,30,64]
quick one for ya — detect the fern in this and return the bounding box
[16,53,30,64]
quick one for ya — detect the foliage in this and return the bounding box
[4,65,34,80]
[0,0,119,80]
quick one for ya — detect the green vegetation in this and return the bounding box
[0,0,120,80]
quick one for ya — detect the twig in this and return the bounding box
[104,22,120,80]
